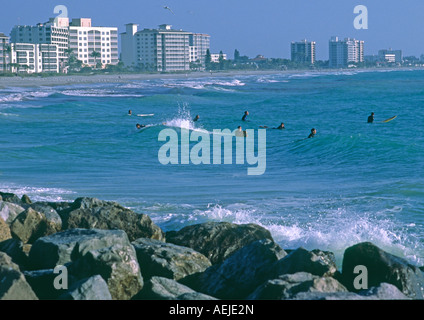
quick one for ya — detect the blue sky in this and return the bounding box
[1,0,423,60]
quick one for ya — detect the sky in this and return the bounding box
[1,0,423,60]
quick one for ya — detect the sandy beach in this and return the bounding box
[0,70,292,89]
[1,67,417,89]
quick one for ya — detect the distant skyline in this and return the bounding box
[1,0,424,60]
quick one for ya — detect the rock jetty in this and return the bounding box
[0,191,423,300]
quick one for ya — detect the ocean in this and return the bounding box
[0,69,423,268]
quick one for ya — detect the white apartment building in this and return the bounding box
[10,18,69,70]
[291,39,316,64]
[189,33,210,67]
[9,43,59,73]
[378,49,402,64]
[329,36,364,68]
[68,18,119,67]
[121,23,210,72]
[0,33,10,72]
[210,53,227,63]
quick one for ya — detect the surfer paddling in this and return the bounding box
[367,112,374,123]
[308,128,317,138]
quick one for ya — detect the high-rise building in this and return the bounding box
[329,36,364,68]
[0,33,10,72]
[378,49,402,63]
[68,18,119,67]
[121,24,210,72]
[10,18,69,70]
[189,33,210,68]
[9,43,59,73]
[291,39,316,64]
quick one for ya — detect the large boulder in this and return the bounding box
[341,242,424,299]
[135,276,218,300]
[0,192,22,205]
[28,228,133,270]
[0,201,25,225]
[180,239,286,300]
[0,252,38,300]
[0,217,11,242]
[58,275,112,300]
[0,238,29,269]
[359,283,410,300]
[273,247,338,278]
[132,238,211,281]
[166,222,274,264]
[10,207,62,244]
[60,197,164,241]
[68,243,143,300]
[247,272,348,300]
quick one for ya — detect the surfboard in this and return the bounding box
[381,115,397,123]
[137,114,155,117]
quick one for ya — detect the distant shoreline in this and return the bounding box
[0,67,422,89]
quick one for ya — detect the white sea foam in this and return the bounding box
[61,89,144,98]
[0,183,76,202]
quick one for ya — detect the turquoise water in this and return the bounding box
[1,69,423,267]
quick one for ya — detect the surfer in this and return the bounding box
[136,123,146,129]
[242,111,249,121]
[128,110,132,115]
[308,128,317,138]
[235,126,248,137]
[275,122,285,130]
[193,115,200,122]
[367,112,374,123]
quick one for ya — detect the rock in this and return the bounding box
[24,268,78,300]
[29,203,62,227]
[33,201,72,214]
[60,197,164,242]
[132,238,211,281]
[290,291,367,300]
[180,239,286,300]
[341,242,424,299]
[274,247,338,277]
[135,276,218,300]
[28,228,133,270]
[68,243,143,300]
[10,207,62,244]
[0,252,38,300]
[58,275,112,300]
[0,192,22,205]
[0,217,11,242]
[247,272,348,300]
[359,283,410,300]
[166,222,274,264]
[0,238,29,269]
[0,201,25,225]
[21,194,32,205]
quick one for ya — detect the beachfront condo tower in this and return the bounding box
[68,18,119,67]
[0,33,10,73]
[10,18,69,71]
[329,36,364,68]
[291,39,316,64]
[121,23,210,72]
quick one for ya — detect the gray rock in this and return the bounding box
[359,283,410,300]
[21,194,32,205]
[0,252,38,300]
[60,197,164,242]
[28,228,132,270]
[136,276,217,300]
[274,247,338,277]
[341,242,424,299]
[0,238,29,269]
[180,239,286,300]
[291,291,367,300]
[132,238,211,281]
[24,268,77,300]
[68,243,143,300]
[10,207,62,244]
[166,222,274,264]
[0,201,25,225]
[58,275,112,300]
[0,192,22,205]
[247,272,348,300]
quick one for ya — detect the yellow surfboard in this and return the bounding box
[381,115,397,123]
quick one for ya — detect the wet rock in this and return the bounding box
[342,242,424,299]
[135,276,217,300]
[60,197,164,241]
[132,238,211,281]
[166,222,274,264]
